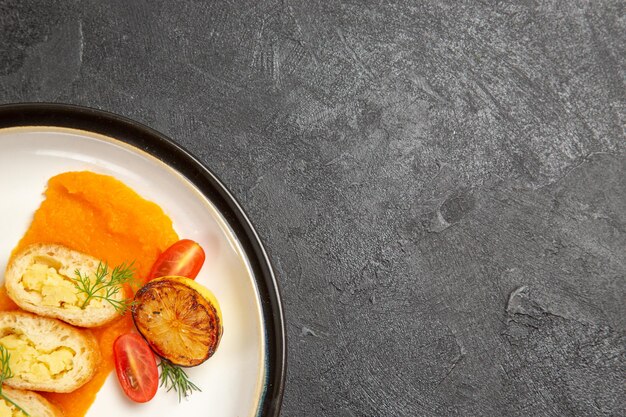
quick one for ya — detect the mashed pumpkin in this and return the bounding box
[0,171,178,417]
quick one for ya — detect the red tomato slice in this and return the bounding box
[113,333,159,403]
[148,239,206,280]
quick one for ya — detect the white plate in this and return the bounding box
[0,104,285,417]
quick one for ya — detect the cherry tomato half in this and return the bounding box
[148,239,206,280]
[113,333,159,403]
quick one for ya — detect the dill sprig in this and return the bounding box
[73,261,137,314]
[0,346,30,416]
[158,359,201,402]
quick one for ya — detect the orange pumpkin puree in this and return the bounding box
[0,171,178,417]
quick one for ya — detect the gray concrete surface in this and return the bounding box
[1,1,625,416]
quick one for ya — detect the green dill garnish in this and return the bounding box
[158,359,201,402]
[0,346,30,416]
[73,261,137,314]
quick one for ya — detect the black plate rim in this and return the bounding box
[0,102,286,417]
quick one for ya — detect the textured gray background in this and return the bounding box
[1,1,625,416]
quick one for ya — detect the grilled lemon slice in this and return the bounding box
[131,276,223,367]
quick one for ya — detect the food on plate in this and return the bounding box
[132,276,222,367]
[1,171,224,414]
[113,333,158,403]
[0,311,100,393]
[147,239,205,281]
[5,243,132,328]
[0,386,63,417]
[3,171,178,417]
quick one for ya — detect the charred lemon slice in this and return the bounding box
[132,276,223,367]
